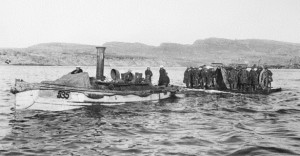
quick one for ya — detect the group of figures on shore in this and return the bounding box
[183,64,273,92]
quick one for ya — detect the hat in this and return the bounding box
[160,65,164,68]
[76,66,81,68]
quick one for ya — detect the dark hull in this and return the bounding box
[184,87,282,95]
[223,88,282,95]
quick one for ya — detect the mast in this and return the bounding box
[96,47,106,80]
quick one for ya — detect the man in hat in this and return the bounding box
[238,66,249,91]
[145,67,153,83]
[249,65,258,91]
[200,65,209,88]
[193,67,201,88]
[189,67,195,88]
[231,66,239,90]
[164,72,170,87]
[71,66,83,74]
[197,66,203,88]
[183,67,191,88]
[158,65,167,86]
[261,65,273,90]
[227,66,236,90]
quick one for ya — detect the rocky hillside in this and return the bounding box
[1,38,300,67]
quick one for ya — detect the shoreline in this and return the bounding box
[0,64,299,69]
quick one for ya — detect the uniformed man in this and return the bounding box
[238,66,249,91]
[227,67,235,90]
[231,67,239,90]
[249,66,258,91]
[164,72,170,87]
[197,67,203,89]
[206,67,213,89]
[71,66,83,74]
[189,67,195,88]
[158,65,167,86]
[183,67,191,88]
[145,67,153,83]
[193,68,200,88]
[261,65,273,91]
[201,65,209,88]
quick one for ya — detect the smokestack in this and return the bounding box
[96,47,106,80]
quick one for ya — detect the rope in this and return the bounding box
[24,90,37,109]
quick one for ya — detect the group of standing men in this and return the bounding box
[183,65,273,92]
[142,66,170,86]
[145,66,170,86]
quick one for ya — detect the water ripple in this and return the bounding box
[0,67,300,155]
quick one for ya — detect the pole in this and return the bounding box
[96,47,106,80]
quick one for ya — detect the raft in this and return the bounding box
[184,87,282,95]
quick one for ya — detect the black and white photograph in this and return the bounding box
[0,0,300,155]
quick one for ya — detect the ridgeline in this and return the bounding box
[1,38,300,68]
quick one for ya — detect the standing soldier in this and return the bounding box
[183,67,191,88]
[256,66,263,89]
[194,68,200,88]
[227,67,234,90]
[261,65,273,91]
[164,72,170,87]
[256,66,263,75]
[206,68,213,89]
[238,66,249,91]
[189,67,195,88]
[198,66,203,88]
[210,68,216,88]
[145,67,153,83]
[201,65,208,89]
[158,65,167,86]
[232,67,239,90]
[236,66,242,90]
[249,66,258,91]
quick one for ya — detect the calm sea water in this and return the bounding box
[0,65,300,156]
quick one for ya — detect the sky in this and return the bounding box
[1,0,300,48]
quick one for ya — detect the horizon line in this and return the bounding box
[1,37,300,49]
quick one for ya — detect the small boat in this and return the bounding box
[11,47,178,111]
[13,82,176,111]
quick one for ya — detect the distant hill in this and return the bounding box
[1,38,300,67]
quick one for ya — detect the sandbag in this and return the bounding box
[42,72,91,88]
[221,68,230,89]
[259,69,265,88]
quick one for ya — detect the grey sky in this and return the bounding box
[1,0,300,48]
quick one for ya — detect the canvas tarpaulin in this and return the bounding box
[42,72,91,88]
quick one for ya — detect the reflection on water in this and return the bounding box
[0,66,300,155]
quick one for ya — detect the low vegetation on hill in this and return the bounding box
[1,38,300,68]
